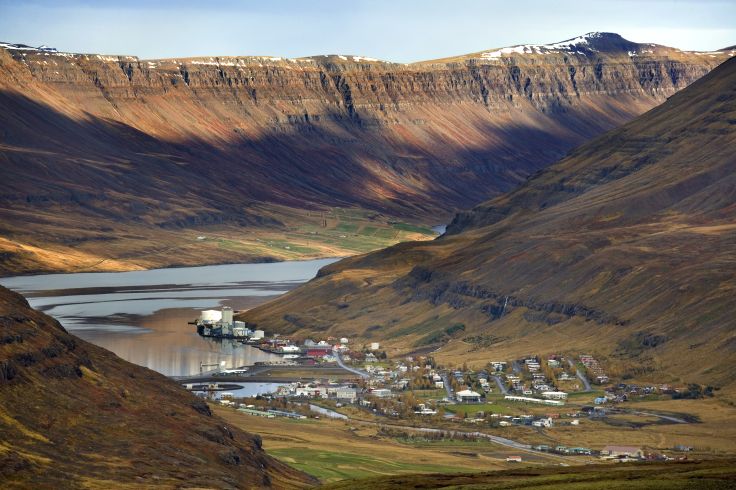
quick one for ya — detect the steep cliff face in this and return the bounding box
[0,285,313,487]
[239,57,736,392]
[0,33,732,274]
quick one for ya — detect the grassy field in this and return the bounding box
[214,406,568,485]
[446,402,515,417]
[268,447,474,482]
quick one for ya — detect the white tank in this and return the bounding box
[221,307,233,324]
[200,309,222,322]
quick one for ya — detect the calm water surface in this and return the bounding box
[0,259,337,377]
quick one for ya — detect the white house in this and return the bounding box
[335,387,358,402]
[371,388,392,398]
[532,417,554,428]
[601,445,643,459]
[541,391,568,400]
[414,403,437,415]
[505,395,564,406]
[456,389,482,403]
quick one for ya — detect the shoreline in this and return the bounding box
[0,253,349,280]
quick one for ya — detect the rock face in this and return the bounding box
[0,33,732,274]
[0,285,313,488]
[240,57,736,391]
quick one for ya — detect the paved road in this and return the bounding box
[492,375,509,395]
[568,359,592,392]
[512,360,522,374]
[440,372,455,402]
[334,349,370,378]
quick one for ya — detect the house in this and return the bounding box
[505,395,564,406]
[335,387,358,402]
[435,381,445,389]
[456,389,482,403]
[490,361,507,371]
[541,391,568,400]
[295,386,323,398]
[568,447,592,455]
[306,346,332,358]
[414,403,437,416]
[532,417,553,428]
[371,388,392,398]
[601,445,644,459]
[365,352,378,363]
[506,456,522,462]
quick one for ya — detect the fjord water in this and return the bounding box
[0,259,337,377]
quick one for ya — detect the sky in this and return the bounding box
[0,0,734,61]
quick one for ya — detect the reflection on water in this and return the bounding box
[0,259,337,377]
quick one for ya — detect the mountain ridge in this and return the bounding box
[0,33,732,275]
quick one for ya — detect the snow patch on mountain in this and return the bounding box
[480,32,611,59]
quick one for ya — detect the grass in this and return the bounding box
[323,459,736,489]
[446,402,514,416]
[392,223,436,235]
[214,406,550,484]
[0,204,438,275]
[269,447,474,482]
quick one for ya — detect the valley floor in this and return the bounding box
[0,206,439,275]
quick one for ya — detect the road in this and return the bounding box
[492,375,509,395]
[568,359,592,392]
[440,372,455,402]
[334,349,370,378]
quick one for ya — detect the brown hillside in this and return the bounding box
[0,34,731,274]
[0,285,313,488]
[239,57,736,392]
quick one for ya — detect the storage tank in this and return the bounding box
[221,306,233,325]
[200,309,222,322]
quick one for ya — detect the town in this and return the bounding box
[187,308,706,464]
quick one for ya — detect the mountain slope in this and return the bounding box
[239,57,736,392]
[1,33,732,274]
[0,285,313,488]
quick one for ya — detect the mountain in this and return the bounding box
[0,285,313,487]
[239,57,736,392]
[0,33,732,275]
